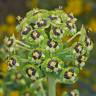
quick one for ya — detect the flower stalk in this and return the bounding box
[48,77,56,96]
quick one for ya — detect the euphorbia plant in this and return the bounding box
[5,8,93,96]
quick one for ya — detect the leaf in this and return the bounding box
[79,25,86,43]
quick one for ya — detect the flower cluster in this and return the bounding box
[7,9,93,84]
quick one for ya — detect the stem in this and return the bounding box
[39,82,46,96]
[48,77,56,96]
[16,40,30,48]
[16,44,31,51]
[67,32,80,43]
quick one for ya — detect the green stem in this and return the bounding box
[16,44,31,51]
[48,77,56,96]
[67,32,80,43]
[16,40,30,48]
[39,82,46,96]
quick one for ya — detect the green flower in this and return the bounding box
[60,67,79,84]
[25,66,39,80]
[42,57,63,73]
[21,26,31,35]
[8,57,19,70]
[75,55,87,68]
[46,39,60,52]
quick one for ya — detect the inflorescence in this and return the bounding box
[5,8,93,84]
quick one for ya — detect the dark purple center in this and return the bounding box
[36,19,47,27]
[32,50,42,60]
[48,59,58,70]
[22,27,31,35]
[47,39,58,48]
[53,27,63,36]
[31,30,40,40]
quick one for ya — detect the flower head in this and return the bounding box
[8,9,93,84]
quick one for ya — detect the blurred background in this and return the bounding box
[0,0,96,96]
